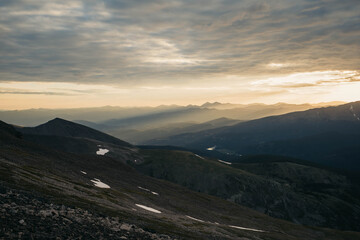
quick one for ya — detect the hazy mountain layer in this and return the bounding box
[99,103,326,131]
[102,118,242,144]
[145,101,360,170]
[0,102,339,127]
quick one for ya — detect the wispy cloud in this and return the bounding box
[0,90,71,95]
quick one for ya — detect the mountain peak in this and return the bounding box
[47,117,70,124]
[18,118,132,147]
[201,102,222,107]
[53,117,66,121]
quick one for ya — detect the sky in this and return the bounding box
[0,0,359,109]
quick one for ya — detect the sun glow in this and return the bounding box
[267,63,290,68]
[252,70,360,87]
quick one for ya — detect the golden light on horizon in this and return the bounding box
[1,70,359,110]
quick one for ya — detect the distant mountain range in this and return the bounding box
[0,105,185,126]
[75,101,345,144]
[0,101,341,127]
[1,101,346,146]
[96,102,338,131]
[146,101,360,170]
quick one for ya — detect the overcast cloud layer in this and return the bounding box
[0,0,359,109]
[0,0,359,85]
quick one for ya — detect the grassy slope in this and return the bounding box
[134,149,360,231]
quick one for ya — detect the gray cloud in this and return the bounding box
[0,0,359,87]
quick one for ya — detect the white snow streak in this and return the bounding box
[186,215,205,223]
[80,171,87,175]
[184,216,265,232]
[195,154,204,159]
[138,186,159,195]
[228,225,265,232]
[135,204,161,213]
[91,178,110,188]
[218,159,232,165]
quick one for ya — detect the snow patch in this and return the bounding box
[96,148,109,155]
[138,186,150,191]
[135,204,161,213]
[206,146,216,151]
[218,159,232,165]
[138,186,159,195]
[353,113,360,121]
[80,171,87,175]
[183,215,265,232]
[186,215,205,223]
[91,178,110,188]
[349,105,360,120]
[195,154,204,159]
[228,225,265,232]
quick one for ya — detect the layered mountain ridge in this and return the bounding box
[145,101,360,170]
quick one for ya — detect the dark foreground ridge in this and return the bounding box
[1,119,360,239]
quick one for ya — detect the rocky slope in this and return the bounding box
[0,184,171,240]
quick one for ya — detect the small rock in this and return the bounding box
[120,223,132,231]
